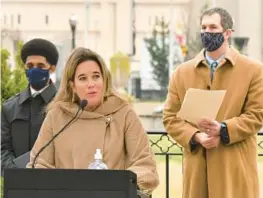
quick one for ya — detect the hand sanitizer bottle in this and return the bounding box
[88,149,108,170]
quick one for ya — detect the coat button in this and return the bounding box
[105,115,113,124]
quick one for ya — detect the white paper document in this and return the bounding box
[177,88,226,125]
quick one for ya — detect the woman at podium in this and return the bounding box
[27,48,159,195]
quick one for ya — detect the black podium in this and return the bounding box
[4,168,138,198]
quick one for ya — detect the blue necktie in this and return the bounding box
[210,62,218,82]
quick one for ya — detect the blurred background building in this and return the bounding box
[1,0,263,99]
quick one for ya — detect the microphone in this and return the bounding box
[32,99,88,169]
[79,99,88,109]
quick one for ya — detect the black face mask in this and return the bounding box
[200,32,225,52]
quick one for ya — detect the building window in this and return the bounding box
[148,16,152,27]
[18,14,21,24]
[45,15,49,25]
[3,14,7,24]
[11,14,14,27]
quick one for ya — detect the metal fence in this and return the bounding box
[147,129,263,198]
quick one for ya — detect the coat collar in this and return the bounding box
[194,46,239,68]
[18,87,31,105]
[40,83,57,103]
[55,95,129,119]
[19,82,57,105]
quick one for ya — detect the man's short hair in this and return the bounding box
[200,7,234,31]
[21,38,59,66]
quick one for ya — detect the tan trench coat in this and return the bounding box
[27,95,159,192]
[163,47,263,198]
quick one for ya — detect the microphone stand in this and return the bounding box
[32,100,87,168]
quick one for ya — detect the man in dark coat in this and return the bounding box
[1,38,59,171]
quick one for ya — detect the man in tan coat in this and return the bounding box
[163,7,263,198]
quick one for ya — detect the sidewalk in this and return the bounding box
[132,102,164,130]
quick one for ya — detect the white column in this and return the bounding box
[211,0,216,6]
[238,0,261,60]
[100,0,114,64]
[84,0,89,48]
[115,0,130,54]
[168,0,175,78]
[128,0,135,55]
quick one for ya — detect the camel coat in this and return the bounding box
[27,95,159,192]
[163,47,263,198]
